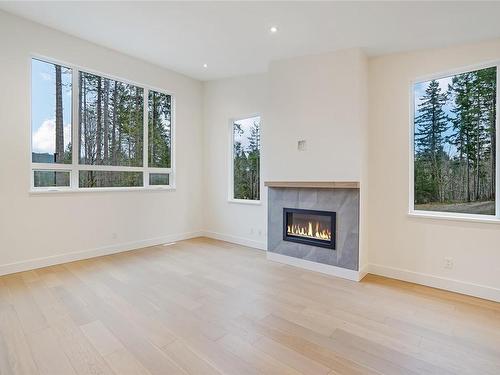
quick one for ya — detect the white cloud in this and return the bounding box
[40,72,52,81]
[32,119,71,154]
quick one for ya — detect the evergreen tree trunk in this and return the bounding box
[55,65,64,164]
[83,76,89,163]
[103,79,110,163]
[150,93,156,166]
[135,87,142,165]
[54,65,65,186]
[112,82,118,165]
[96,77,102,165]
[79,74,83,163]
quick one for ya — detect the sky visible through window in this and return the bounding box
[234,116,260,151]
[233,115,260,200]
[414,76,456,156]
[31,59,72,156]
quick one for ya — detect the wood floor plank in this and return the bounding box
[80,320,125,357]
[0,238,498,375]
[26,327,77,375]
[103,348,152,375]
[161,339,222,375]
[0,306,38,375]
[218,333,302,375]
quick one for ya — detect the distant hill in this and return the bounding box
[32,152,55,163]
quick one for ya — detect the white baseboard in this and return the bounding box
[368,263,500,303]
[267,252,363,281]
[201,230,267,250]
[0,231,203,277]
[358,264,369,281]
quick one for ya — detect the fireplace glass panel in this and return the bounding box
[283,208,336,249]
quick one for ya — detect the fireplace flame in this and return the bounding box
[287,222,331,241]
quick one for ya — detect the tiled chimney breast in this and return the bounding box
[268,187,359,271]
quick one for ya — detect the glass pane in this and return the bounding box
[286,212,332,241]
[79,72,143,167]
[413,67,496,216]
[33,170,70,187]
[79,171,143,188]
[233,116,260,200]
[148,90,172,168]
[31,59,72,164]
[149,173,169,186]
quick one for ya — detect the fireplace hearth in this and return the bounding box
[283,208,336,249]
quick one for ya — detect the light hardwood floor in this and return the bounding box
[0,237,499,375]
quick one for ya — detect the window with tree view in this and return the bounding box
[413,66,498,216]
[31,59,72,170]
[232,116,260,201]
[31,58,174,191]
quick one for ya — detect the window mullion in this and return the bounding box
[143,88,149,188]
[71,68,80,189]
[496,64,500,219]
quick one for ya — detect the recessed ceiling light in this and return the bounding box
[203,63,208,68]
[270,26,278,33]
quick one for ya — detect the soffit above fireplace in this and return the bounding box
[264,181,360,189]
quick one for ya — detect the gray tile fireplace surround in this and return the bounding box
[268,187,359,271]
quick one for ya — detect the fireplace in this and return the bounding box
[283,208,336,249]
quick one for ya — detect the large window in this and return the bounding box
[31,58,174,191]
[412,65,498,218]
[230,115,261,202]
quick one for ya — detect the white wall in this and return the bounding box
[264,49,369,271]
[264,49,368,182]
[202,50,369,254]
[368,39,500,301]
[0,11,204,272]
[202,74,268,249]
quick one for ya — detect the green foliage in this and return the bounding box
[148,91,171,168]
[79,72,144,168]
[414,67,496,208]
[414,79,449,202]
[233,119,260,200]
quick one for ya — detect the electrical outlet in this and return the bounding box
[444,257,454,269]
[112,232,118,240]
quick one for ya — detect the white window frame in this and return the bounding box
[29,55,175,193]
[409,61,500,223]
[228,114,261,205]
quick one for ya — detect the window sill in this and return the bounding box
[30,186,176,195]
[228,199,262,206]
[408,210,500,224]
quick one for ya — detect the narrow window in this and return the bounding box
[231,116,261,201]
[413,66,497,216]
[148,90,172,186]
[148,90,172,168]
[31,59,72,188]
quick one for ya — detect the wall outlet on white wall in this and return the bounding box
[444,257,454,269]
[112,232,118,240]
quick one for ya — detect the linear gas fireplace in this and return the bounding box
[283,208,336,249]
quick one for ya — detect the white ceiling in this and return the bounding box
[2,1,500,81]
